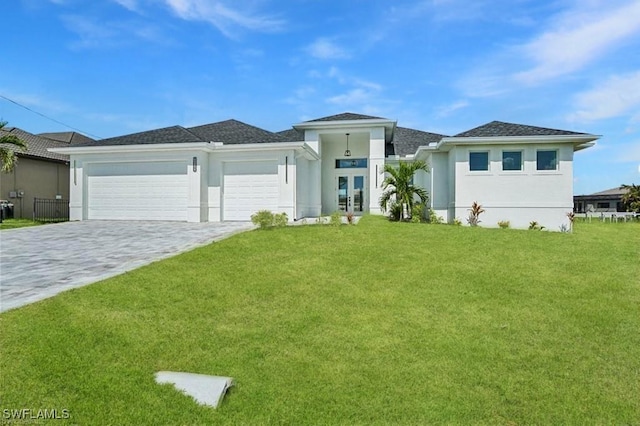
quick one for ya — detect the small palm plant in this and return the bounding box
[379,160,429,221]
[467,201,484,226]
[0,121,28,172]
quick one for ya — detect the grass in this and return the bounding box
[0,218,45,230]
[1,217,639,424]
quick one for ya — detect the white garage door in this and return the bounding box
[87,162,188,221]
[223,161,279,221]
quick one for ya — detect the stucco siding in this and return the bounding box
[453,144,573,229]
[1,157,69,219]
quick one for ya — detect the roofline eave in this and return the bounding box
[49,141,321,160]
[437,134,600,151]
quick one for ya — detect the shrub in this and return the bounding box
[251,210,275,229]
[467,201,485,226]
[498,220,510,229]
[274,212,288,228]
[528,221,545,231]
[388,202,402,221]
[428,208,443,224]
[330,211,342,226]
[453,217,462,226]
[251,210,288,229]
[346,211,355,225]
[411,204,425,223]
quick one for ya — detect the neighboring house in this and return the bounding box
[573,187,629,213]
[50,112,598,229]
[38,131,96,145]
[0,127,78,218]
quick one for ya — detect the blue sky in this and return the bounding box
[3,0,640,194]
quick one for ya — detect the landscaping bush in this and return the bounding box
[251,210,288,229]
[388,201,402,221]
[330,211,342,226]
[274,212,288,228]
[251,210,274,229]
[428,208,443,224]
[498,220,510,229]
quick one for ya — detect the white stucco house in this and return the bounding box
[50,112,598,229]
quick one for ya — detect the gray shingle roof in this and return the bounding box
[305,112,387,122]
[73,126,203,147]
[38,131,95,145]
[455,121,587,137]
[0,127,69,163]
[276,128,305,142]
[188,119,283,144]
[389,127,448,156]
[591,187,629,196]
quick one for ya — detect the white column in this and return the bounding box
[369,127,385,215]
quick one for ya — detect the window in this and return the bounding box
[537,150,558,170]
[597,202,610,209]
[469,151,489,171]
[502,151,522,171]
[335,158,367,168]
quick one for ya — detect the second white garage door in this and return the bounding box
[87,161,188,221]
[223,161,279,221]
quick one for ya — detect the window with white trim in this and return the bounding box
[536,150,558,170]
[502,151,522,171]
[469,151,489,171]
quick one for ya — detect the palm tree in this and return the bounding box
[620,184,640,213]
[0,121,27,172]
[379,160,429,221]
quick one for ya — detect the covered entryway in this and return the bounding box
[86,161,188,221]
[223,161,279,221]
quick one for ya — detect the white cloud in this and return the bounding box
[112,0,139,11]
[569,71,640,122]
[306,38,349,60]
[163,0,284,38]
[436,100,469,117]
[514,1,640,85]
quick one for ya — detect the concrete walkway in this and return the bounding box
[0,221,254,313]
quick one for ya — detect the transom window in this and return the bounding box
[537,150,558,170]
[336,158,367,168]
[469,151,489,171]
[502,151,522,171]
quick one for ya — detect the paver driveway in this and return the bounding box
[0,221,254,313]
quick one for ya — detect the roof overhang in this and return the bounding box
[49,141,320,160]
[434,134,600,152]
[293,118,397,143]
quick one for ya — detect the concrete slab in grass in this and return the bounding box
[155,371,234,408]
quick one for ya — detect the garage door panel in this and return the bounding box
[223,161,279,221]
[87,162,188,221]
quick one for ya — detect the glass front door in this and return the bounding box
[337,174,366,213]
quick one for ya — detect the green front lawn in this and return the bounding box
[0,218,44,230]
[1,218,639,424]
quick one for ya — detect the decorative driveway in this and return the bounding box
[0,221,254,313]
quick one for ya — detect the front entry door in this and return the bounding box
[337,174,366,214]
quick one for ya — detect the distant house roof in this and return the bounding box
[575,187,629,199]
[189,119,284,144]
[389,127,447,157]
[304,112,387,122]
[0,127,69,163]
[454,121,588,138]
[589,187,629,196]
[38,131,95,145]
